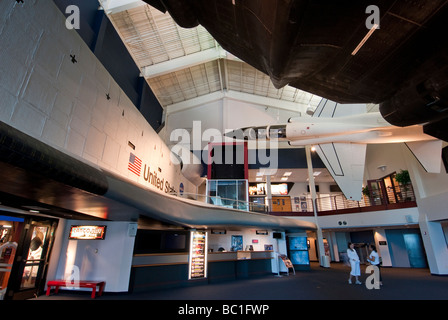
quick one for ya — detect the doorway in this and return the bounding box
[271,196,292,212]
[0,215,24,300]
[5,217,57,300]
[367,179,388,205]
[403,233,428,268]
[386,229,428,268]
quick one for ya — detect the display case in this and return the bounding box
[188,231,208,280]
[206,179,249,211]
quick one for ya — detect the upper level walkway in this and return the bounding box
[179,184,417,218]
[270,189,417,217]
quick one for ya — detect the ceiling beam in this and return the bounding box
[142,47,228,78]
[165,90,309,115]
[99,0,146,15]
[166,91,225,115]
[225,91,308,114]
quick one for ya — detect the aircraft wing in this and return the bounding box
[315,142,367,201]
[313,99,367,118]
[405,140,443,173]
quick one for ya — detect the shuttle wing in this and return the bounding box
[315,142,367,201]
[405,140,443,173]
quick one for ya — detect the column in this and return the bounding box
[373,228,392,267]
[419,214,448,275]
[306,145,327,267]
[266,175,272,212]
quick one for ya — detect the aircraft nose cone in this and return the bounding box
[224,127,255,140]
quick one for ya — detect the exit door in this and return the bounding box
[7,219,57,300]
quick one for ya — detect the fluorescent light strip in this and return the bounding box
[351,24,379,56]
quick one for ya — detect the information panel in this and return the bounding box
[69,226,107,240]
[288,236,310,265]
[188,231,208,280]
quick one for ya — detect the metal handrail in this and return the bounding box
[169,192,270,214]
[315,186,416,212]
[169,183,416,216]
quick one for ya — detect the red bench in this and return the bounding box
[46,280,106,299]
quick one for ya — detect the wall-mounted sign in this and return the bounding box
[69,226,107,240]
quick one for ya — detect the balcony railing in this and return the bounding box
[171,183,417,216]
[269,183,417,216]
[171,192,270,214]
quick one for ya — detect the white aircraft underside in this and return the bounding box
[227,99,443,201]
[288,99,443,201]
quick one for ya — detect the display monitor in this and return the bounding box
[273,232,282,239]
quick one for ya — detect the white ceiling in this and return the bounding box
[248,168,334,184]
[101,1,322,113]
[100,0,335,185]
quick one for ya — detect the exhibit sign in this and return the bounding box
[188,231,208,280]
[69,225,107,240]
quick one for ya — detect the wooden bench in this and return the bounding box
[46,280,106,299]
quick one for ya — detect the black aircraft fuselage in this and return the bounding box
[143,0,448,141]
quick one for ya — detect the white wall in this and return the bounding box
[53,220,136,292]
[165,97,301,150]
[287,206,420,230]
[365,143,448,223]
[288,182,338,212]
[364,144,410,181]
[0,0,196,199]
[208,229,277,252]
[207,229,289,273]
[223,98,299,131]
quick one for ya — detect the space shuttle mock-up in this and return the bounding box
[225,99,443,201]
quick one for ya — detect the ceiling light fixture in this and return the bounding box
[351,24,379,56]
[283,172,292,176]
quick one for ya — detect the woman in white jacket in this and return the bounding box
[347,243,361,284]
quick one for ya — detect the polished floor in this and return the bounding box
[35,262,448,301]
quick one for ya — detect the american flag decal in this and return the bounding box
[128,153,142,176]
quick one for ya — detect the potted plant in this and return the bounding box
[362,186,370,205]
[395,170,412,201]
[362,186,370,197]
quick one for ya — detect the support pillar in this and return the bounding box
[266,174,272,212]
[306,145,327,267]
[419,214,448,275]
[373,228,392,267]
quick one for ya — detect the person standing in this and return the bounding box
[367,244,382,286]
[347,242,361,284]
